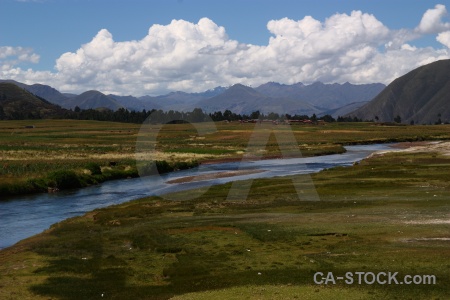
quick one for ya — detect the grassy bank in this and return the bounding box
[0,159,199,197]
[0,149,449,299]
[2,119,450,197]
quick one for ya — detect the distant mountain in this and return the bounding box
[108,95,157,111]
[62,93,78,99]
[65,90,124,110]
[195,83,321,115]
[194,86,227,98]
[255,81,385,109]
[140,87,227,112]
[321,101,369,118]
[0,79,384,116]
[347,59,450,124]
[141,91,206,111]
[0,83,64,119]
[0,80,69,107]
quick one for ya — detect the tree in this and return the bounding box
[250,110,260,120]
[321,114,335,122]
[436,113,442,125]
[189,108,206,123]
[223,109,233,121]
[267,112,280,120]
[394,115,402,123]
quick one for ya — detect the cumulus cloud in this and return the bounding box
[2,5,450,96]
[52,18,241,94]
[416,4,450,34]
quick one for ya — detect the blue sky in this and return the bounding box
[1,0,450,95]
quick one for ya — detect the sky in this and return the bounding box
[1,0,450,96]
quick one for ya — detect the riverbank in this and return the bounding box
[380,140,450,155]
[0,160,199,198]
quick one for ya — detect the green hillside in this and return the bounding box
[0,83,64,119]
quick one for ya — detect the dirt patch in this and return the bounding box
[167,169,265,184]
[390,141,437,149]
[321,130,363,133]
[372,141,450,157]
[402,237,450,243]
[403,219,450,225]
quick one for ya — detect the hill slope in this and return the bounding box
[255,82,385,109]
[0,80,69,107]
[0,83,64,119]
[347,59,450,124]
[321,101,369,118]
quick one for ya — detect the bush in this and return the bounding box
[155,160,173,174]
[85,162,102,175]
[47,170,82,189]
[27,178,48,192]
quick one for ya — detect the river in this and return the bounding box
[0,144,393,249]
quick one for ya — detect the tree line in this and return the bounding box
[0,102,364,123]
[59,106,362,124]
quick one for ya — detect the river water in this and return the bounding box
[0,144,393,249]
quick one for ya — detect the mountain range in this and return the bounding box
[0,79,385,117]
[3,59,450,124]
[347,59,450,124]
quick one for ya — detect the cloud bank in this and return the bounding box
[2,5,450,95]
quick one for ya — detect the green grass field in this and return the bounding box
[2,119,450,196]
[0,120,449,299]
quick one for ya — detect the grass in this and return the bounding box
[1,119,450,298]
[0,149,449,299]
[2,119,450,197]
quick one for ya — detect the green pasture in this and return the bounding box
[0,148,449,299]
[2,119,450,197]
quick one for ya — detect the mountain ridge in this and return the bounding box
[347,59,450,124]
[0,79,384,116]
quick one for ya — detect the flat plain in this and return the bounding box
[0,120,449,299]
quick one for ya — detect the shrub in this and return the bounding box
[155,160,173,174]
[27,178,48,192]
[85,162,102,175]
[47,170,82,189]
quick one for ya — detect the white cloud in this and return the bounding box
[0,46,39,63]
[437,31,450,48]
[416,4,450,34]
[2,5,450,96]
[0,46,40,74]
